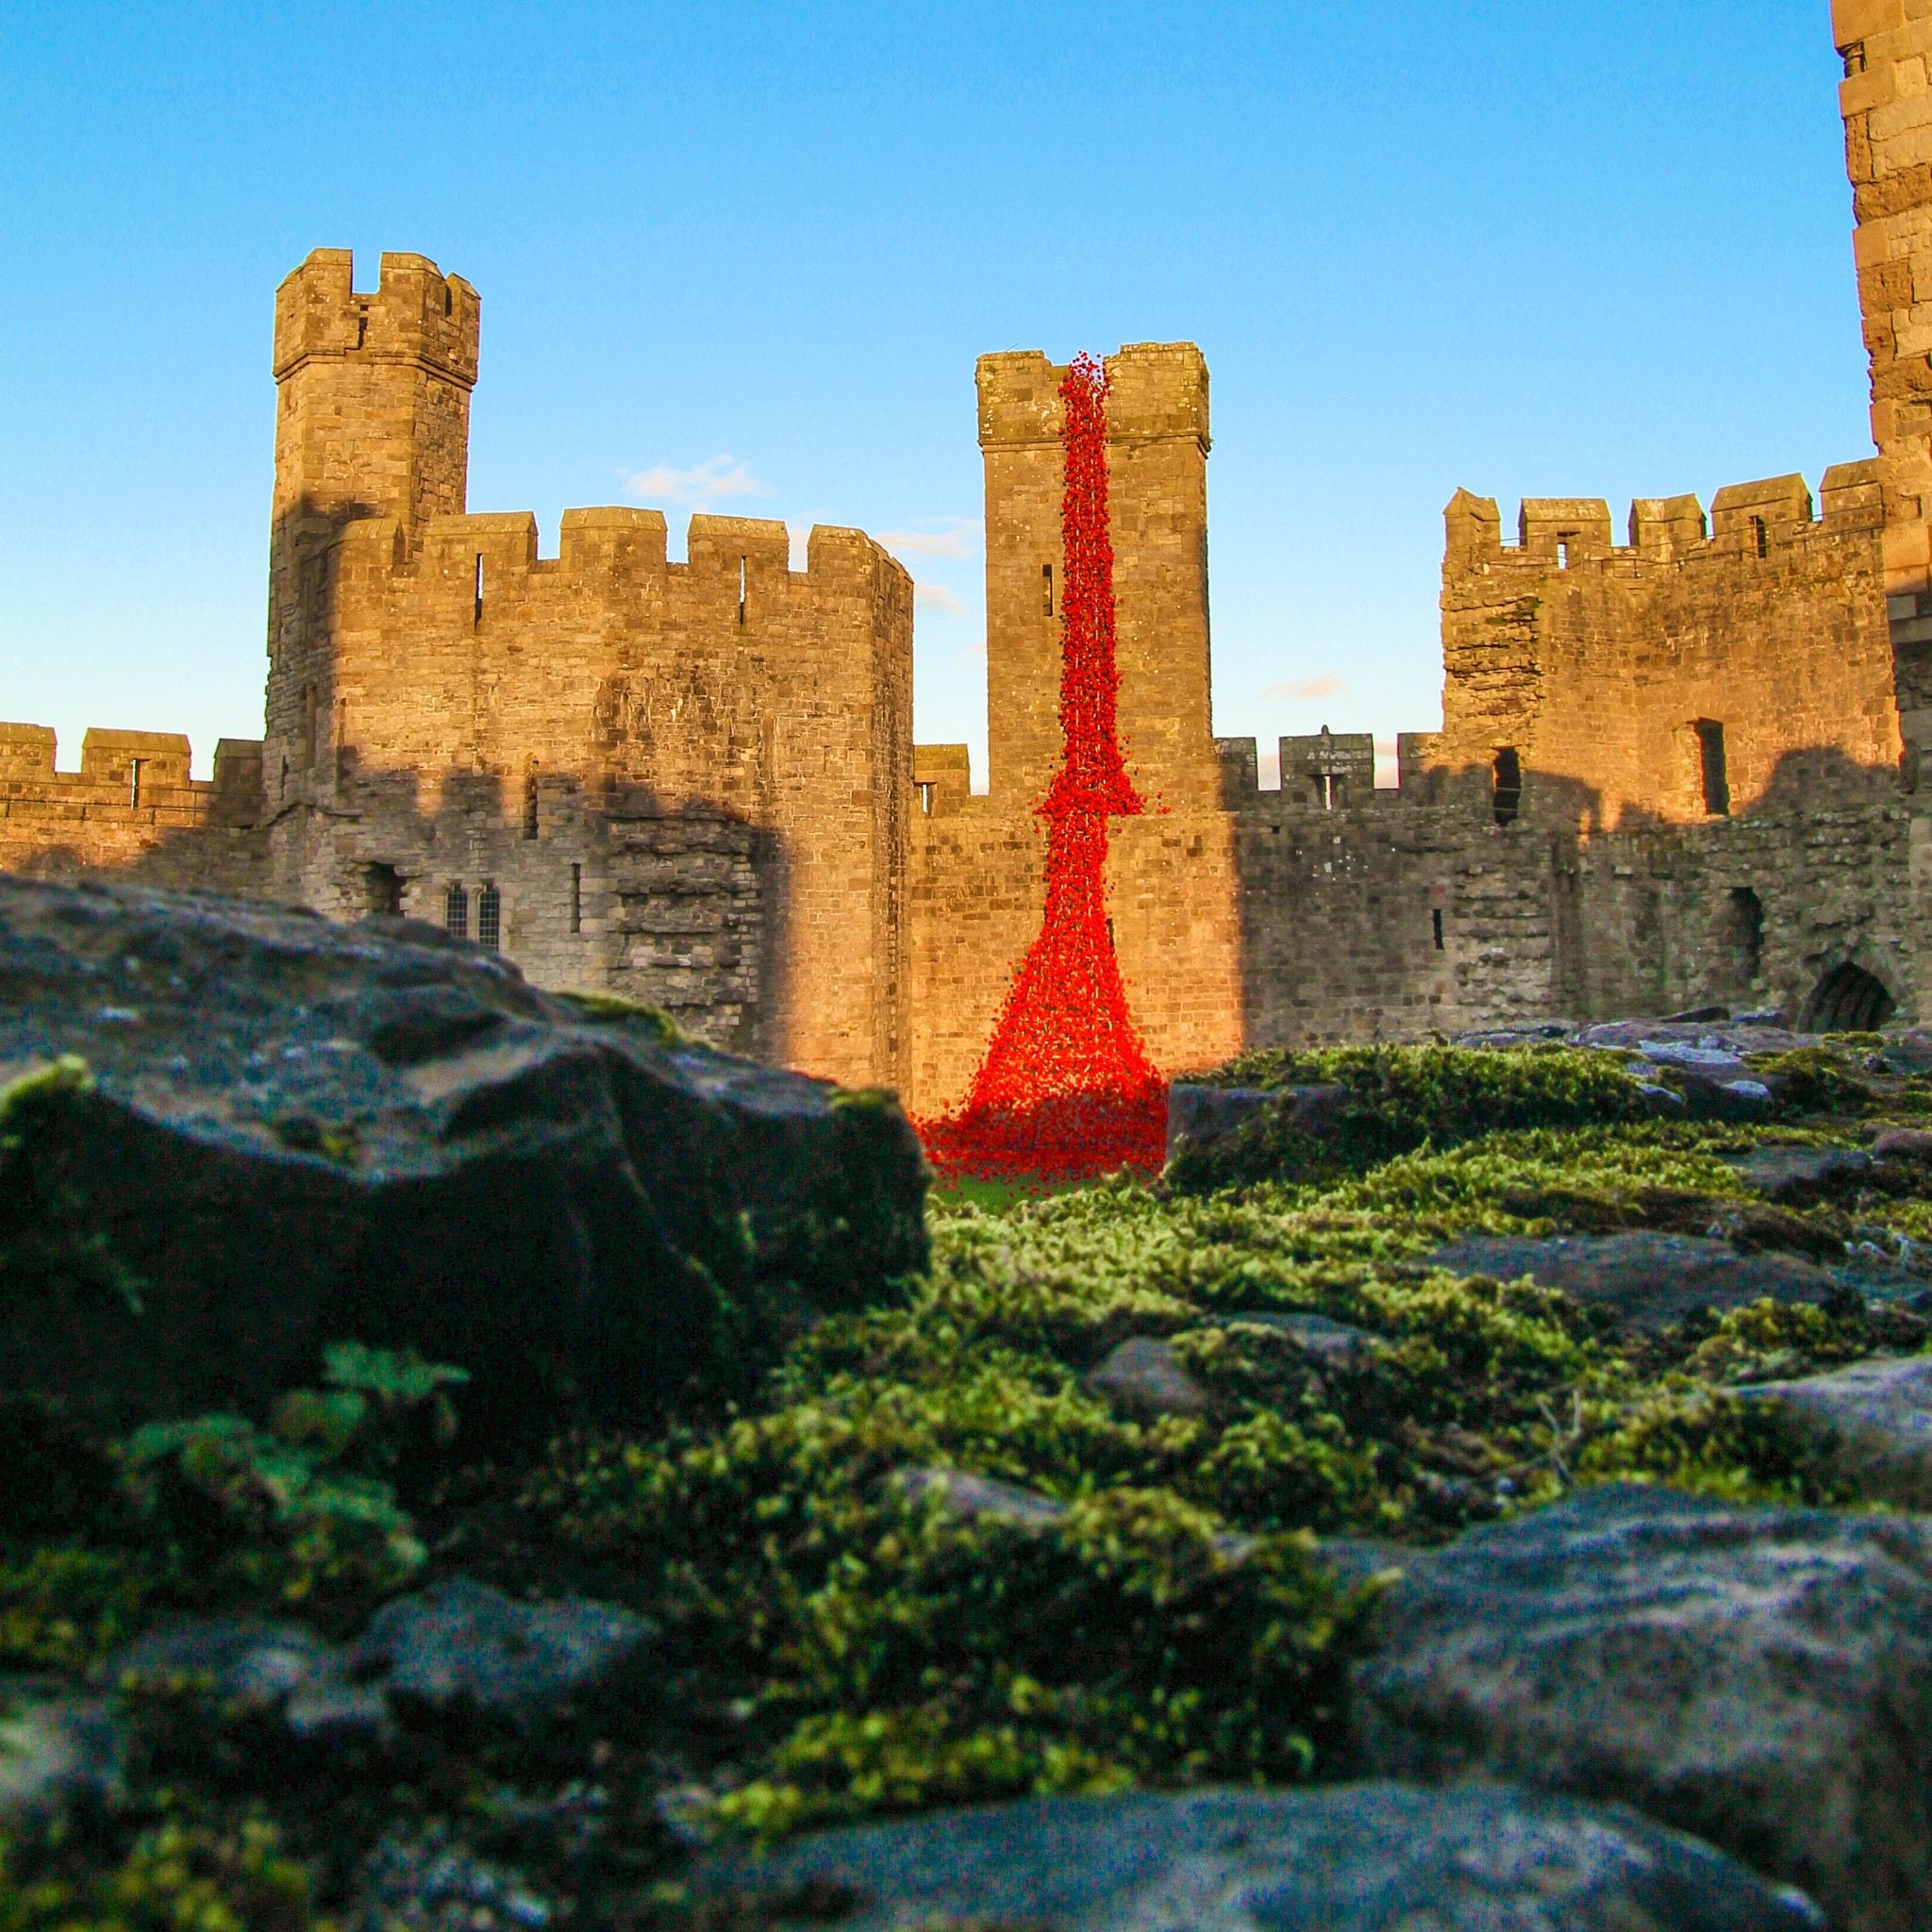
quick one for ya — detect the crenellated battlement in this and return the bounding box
[976,341,1209,451]
[1447,461,1885,574]
[330,508,907,615]
[272,248,478,389]
[0,726,261,826]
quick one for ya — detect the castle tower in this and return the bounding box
[265,249,478,807]
[1836,2,1932,761]
[977,342,1216,811]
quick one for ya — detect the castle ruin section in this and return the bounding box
[260,248,914,1090]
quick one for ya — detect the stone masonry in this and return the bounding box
[7,6,1932,1111]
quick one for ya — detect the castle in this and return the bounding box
[6,0,1931,1107]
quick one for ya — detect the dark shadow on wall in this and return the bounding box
[0,759,791,1066]
[1231,741,1922,1049]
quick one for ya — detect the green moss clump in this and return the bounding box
[1167,1045,1648,1192]
[0,1805,319,1932]
[553,990,689,1046]
[1752,1046,1878,1117]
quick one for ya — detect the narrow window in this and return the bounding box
[1751,515,1769,558]
[279,756,289,802]
[1557,539,1570,569]
[127,758,142,808]
[570,862,582,934]
[444,284,454,317]
[1321,774,1336,811]
[477,884,501,951]
[1432,907,1444,950]
[445,883,468,941]
[474,554,484,625]
[1696,720,1730,815]
[1042,564,1054,617]
[1106,916,1116,952]
[1492,746,1522,825]
[739,557,746,628]
[355,314,367,349]
[918,781,935,816]
[523,773,539,840]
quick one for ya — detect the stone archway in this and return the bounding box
[1801,960,1896,1034]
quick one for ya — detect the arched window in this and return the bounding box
[477,884,501,952]
[1802,961,1895,1034]
[445,883,468,941]
[523,773,540,840]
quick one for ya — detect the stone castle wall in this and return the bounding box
[10,5,1932,1109]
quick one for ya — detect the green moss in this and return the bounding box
[553,989,689,1046]
[1167,1045,1648,1192]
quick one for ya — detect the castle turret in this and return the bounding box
[977,341,1215,811]
[265,249,478,808]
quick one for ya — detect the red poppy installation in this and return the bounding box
[919,354,1168,1180]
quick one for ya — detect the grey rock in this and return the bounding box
[1429,1231,1842,1331]
[0,1680,125,1825]
[1351,1482,1932,1932]
[689,1781,1824,1931]
[1723,1142,1873,1201]
[1165,1082,1351,1164]
[1220,1310,1379,1365]
[891,1465,1256,1562]
[1874,1125,1932,1161]
[0,875,926,1455]
[1737,1354,1932,1508]
[347,1575,655,1717]
[344,1819,556,1932]
[96,1617,391,1741]
[891,1465,1069,1529]
[1082,1336,1210,1416]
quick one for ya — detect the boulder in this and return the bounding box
[1081,1336,1210,1416]
[0,876,927,1453]
[0,1681,125,1826]
[1350,1482,1932,1932]
[1723,1143,1872,1202]
[1736,1354,1932,1509]
[688,1781,1824,1930]
[1219,1309,1379,1365]
[1429,1231,1843,1331]
[1874,1126,1932,1162]
[1164,1082,1350,1165]
[346,1576,655,1718]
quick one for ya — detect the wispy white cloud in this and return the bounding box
[915,582,967,613]
[1260,670,1350,703]
[962,641,987,658]
[624,455,770,506]
[880,518,982,558]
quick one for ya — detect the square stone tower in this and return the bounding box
[976,342,1217,811]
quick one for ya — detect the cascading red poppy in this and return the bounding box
[917,354,1169,1181]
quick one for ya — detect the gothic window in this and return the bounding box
[523,773,540,840]
[445,883,468,941]
[477,884,501,951]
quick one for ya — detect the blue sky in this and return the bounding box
[3,2,1871,786]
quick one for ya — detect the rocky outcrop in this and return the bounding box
[1736,1354,1932,1509]
[1350,1482,1932,1932]
[1426,1231,1858,1330]
[688,1782,1825,1930]
[0,876,927,1454]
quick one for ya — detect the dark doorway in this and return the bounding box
[1802,961,1895,1033]
[365,862,403,919]
[1721,887,1762,992]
